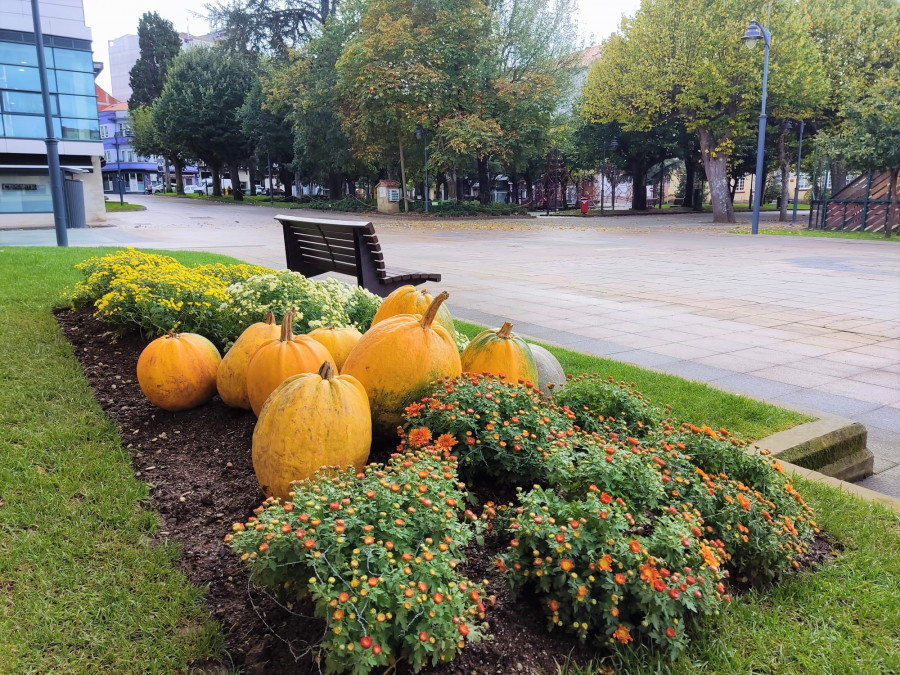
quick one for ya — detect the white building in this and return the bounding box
[108,31,217,102]
[0,0,105,227]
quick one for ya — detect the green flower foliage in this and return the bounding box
[552,374,664,438]
[228,445,487,674]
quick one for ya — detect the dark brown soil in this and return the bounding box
[55,308,599,674]
[55,308,839,675]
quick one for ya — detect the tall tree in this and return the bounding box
[207,0,339,55]
[131,105,193,194]
[153,46,254,198]
[822,68,900,238]
[807,0,900,193]
[582,0,824,223]
[127,12,182,109]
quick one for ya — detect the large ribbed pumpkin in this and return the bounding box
[529,343,566,394]
[308,326,363,371]
[137,332,221,411]
[371,285,457,338]
[342,292,461,435]
[217,311,280,410]
[252,362,372,501]
[246,310,337,416]
[461,322,538,384]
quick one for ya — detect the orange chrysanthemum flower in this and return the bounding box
[612,624,633,644]
[407,427,433,448]
[435,433,458,450]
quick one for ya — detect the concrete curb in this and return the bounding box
[753,412,874,483]
[781,460,900,514]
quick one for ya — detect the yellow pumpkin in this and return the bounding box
[217,311,280,410]
[342,292,461,435]
[252,362,372,501]
[246,310,337,416]
[308,326,363,371]
[461,322,539,384]
[137,332,221,411]
[371,285,457,338]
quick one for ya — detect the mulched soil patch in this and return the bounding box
[55,307,840,674]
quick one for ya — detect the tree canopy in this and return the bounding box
[127,12,182,109]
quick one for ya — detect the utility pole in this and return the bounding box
[31,0,68,245]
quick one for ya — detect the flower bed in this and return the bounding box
[60,250,825,674]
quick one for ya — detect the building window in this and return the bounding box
[117,122,133,137]
[0,172,53,213]
[99,124,109,139]
[735,176,746,191]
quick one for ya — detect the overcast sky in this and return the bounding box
[84,0,642,92]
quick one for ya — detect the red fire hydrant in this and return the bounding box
[579,194,590,215]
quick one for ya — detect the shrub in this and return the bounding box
[403,374,576,488]
[227,442,487,673]
[297,196,377,213]
[220,271,381,340]
[406,201,529,217]
[552,375,664,438]
[496,485,725,655]
[76,249,269,343]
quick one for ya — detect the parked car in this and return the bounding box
[145,182,165,195]
[183,184,207,194]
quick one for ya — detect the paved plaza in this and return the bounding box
[3,195,899,496]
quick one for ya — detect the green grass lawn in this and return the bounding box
[104,201,145,212]
[160,191,288,207]
[731,227,897,242]
[0,245,896,673]
[455,321,810,440]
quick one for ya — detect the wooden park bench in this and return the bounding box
[276,214,441,297]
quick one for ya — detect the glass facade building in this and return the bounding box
[0,30,99,142]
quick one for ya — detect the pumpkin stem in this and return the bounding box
[420,291,449,329]
[318,361,334,380]
[265,310,276,325]
[280,309,296,342]
[497,322,514,339]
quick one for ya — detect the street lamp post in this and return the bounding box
[267,153,274,206]
[31,0,67,245]
[742,19,771,235]
[792,120,805,223]
[415,125,429,213]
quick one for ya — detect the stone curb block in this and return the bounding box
[781,460,900,514]
[753,412,874,483]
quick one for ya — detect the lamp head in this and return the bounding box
[610,138,619,149]
[415,124,424,140]
[742,20,763,49]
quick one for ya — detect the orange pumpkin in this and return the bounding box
[246,310,337,416]
[342,292,461,435]
[137,332,221,411]
[217,311,280,410]
[371,285,457,338]
[308,326,363,371]
[252,362,372,501]
[461,322,538,384]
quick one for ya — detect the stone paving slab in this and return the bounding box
[3,195,898,496]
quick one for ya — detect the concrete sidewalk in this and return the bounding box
[3,195,898,496]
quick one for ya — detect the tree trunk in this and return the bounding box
[830,160,848,195]
[212,165,222,197]
[328,171,343,200]
[347,179,356,198]
[164,161,171,194]
[478,155,491,204]
[174,160,184,195]
[730,177,738,203]
[887,167,898,239]
[610,171,617,211]
[230,163,243,201]
[510,172,520,204]
[698,127,735,223]
[778,122,790,221]
[683,160,696,208]
[631,160,648,210]
[249,157,257,196]
[295,168,302,199]
[456,174,464,202]
[446,170,457,201]
[398,135,409,212]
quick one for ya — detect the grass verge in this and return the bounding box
[0,246,234,672]
[104,201,146,212]
[455,320,811,440]
[731,227,897,242]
